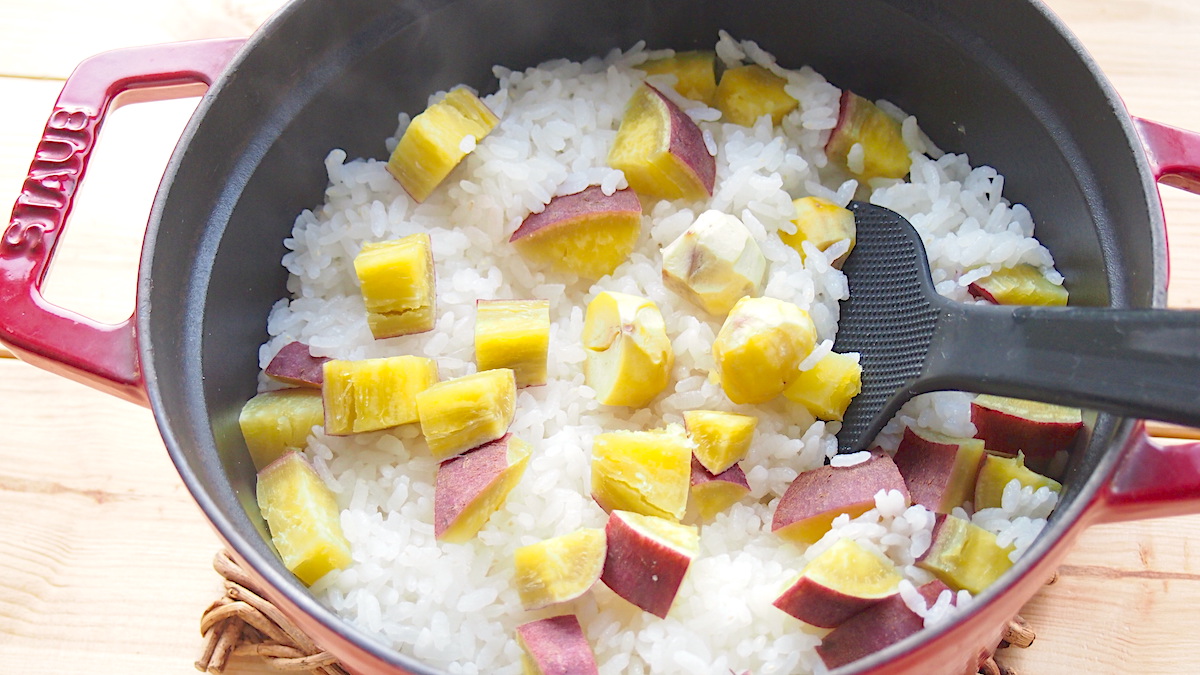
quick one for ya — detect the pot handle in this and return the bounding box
[1133,116,1200,194]
[0,38,245,407]
[1094,117,1200,523]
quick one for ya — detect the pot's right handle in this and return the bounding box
[1134,117,1200,194]
[1095,118,1200,523]
[0,38,244,406]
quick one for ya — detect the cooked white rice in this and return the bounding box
[257,33,1062,675]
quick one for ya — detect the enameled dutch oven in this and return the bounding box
[4,1,1200,673]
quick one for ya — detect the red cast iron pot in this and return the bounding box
[4,1,1200,673]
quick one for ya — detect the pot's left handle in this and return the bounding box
[0,38,245,406]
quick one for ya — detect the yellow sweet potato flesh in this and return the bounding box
[416,369,517,461]
[256,452,352,586]
[690,477,749,522]
[591,425,693,521]
[387,88,499,202]
[803,538,902,598]
[475,300,551,387]
[514,528,606,609]
[638,50,717,105]
[509,186,643,280]
[683,410,757,475]
[322,355,438,435]
[713,65,797,127]
[971,264,1069,306]
[783,352,863,421]
[826,91,911,181]
[918,515,1015,594]
[239,388,325,470]
[608,84,713,202]
[974,453,1062,511]
[781,197,856,267]
[354,233,436,339]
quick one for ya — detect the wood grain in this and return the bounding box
[1,1,1199,674]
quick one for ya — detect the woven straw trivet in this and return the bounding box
[197,549,1043,674]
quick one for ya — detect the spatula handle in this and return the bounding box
[925,302,1200,428]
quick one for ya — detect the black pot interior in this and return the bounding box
[141,0,1164,671]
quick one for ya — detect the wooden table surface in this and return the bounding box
[2,1,1200,673]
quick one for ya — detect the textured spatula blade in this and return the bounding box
[833,203,943,452]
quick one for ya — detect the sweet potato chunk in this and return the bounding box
[256,451,352,585]
[510,186,642,280]
[608,83,715,202]
[239,388,325,470]
[387,88,499,202]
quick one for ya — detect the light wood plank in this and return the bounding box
[0,0,280,80]
[0,360,276,674]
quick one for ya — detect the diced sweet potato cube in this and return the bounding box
[683,409,757,474]
[475,299,551,387]
[434,434,531,542]
[892,427,985,514]
[688,457,750,522]
[256,451,352,585]
[970,394,1082,472]
[416,369,517,461]
[514,528,606,610]
[600,510,699,618]
[322,355,438,435]
[968,263,1069,307]
[264,341,330,388]
[387,87,499,202]
[816,580,951,669]
[239,388,325,470]
[974,452,1062,510]
[825,90,911,181]
[773,537,902,628]
[509,186,643,280]
[917,514,1015,594]
[608,83,715,202]
[772,452,909,545]
[638,50,718,105]
[516,615,599,675]
[782,351,863,422]
[780,196,857,268]
[354,233,436,339]
[590,424,693,521]
[713,65,797,127]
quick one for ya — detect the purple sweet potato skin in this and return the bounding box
[816,579,951,669]
[892,428,984,514]
[689,455,749,489]
[771,452,909,533]
[600,512,691,619]
[516,614,599,675]
[433,434,511,538]
[970,401,1082,472]
[651,84,716,196]
[772,575,884,629]
[509,185,641,242]
[265,341,330,387]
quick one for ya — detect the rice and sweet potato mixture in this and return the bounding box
[243,32,1070,675]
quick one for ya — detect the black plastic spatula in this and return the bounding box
[832,201,1200,453]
